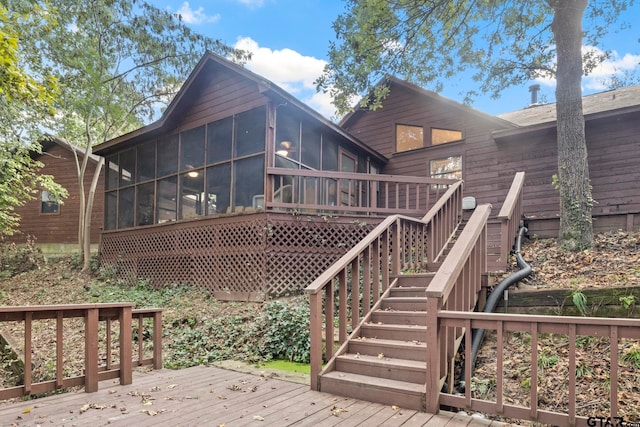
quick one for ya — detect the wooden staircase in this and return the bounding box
[319,273,435,411]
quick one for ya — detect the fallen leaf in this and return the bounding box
[167,384,178,389]
[253,415,265,421]
[392,405,399,410]
[378,353,384,359]
[21,408,31,414]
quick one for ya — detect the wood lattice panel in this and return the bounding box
[100,213,381,300]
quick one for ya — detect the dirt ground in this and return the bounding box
[1,230,639,423]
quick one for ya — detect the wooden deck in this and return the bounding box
[0,365,516,426]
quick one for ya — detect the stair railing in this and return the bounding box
[306,181,464,391]
[497,171,525,265]
[424,203,492,412]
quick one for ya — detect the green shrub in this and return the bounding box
[257,298,310,363]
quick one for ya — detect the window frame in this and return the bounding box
[395,123,424,153]
[40,190,60,215]
[430,127,463,146]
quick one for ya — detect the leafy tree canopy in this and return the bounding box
[317,0,634,114]
[0,4,66,235]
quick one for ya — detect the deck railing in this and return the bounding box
[0,303,162,400]
[306,181,464,390]
[496,171,525,265]
[437,311,640,426]
[266,167,458,217]
[424,204,491,412]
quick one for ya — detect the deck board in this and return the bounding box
[0,365,515,426]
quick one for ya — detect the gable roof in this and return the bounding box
[40,137,101,163]
[340,75,518,130]
[497,85,640,126]
[93,52,387,164]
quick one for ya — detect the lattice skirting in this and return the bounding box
[99,213,379,301]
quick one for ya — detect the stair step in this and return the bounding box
[381,297,428,311]
[361,322,427,341]
[335,353,426,384]
[370,310,427,326]
[395,273,435,287]
[389,286,428,298]
[320,371,425,411]
[348,337,426,361]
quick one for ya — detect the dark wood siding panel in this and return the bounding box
[9,144,104,245]
[177,67,269,132]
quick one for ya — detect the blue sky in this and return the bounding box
[150,0,640,119]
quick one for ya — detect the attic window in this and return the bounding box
[396,124,424,152]
[431,128,462,145]
[41,191,59,214]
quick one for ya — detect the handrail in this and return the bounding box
[425,204,491,411]
[306,181,464,391]
[425,204,491,301]
[437,310,640,425]
[497,171,525,267]
[266,167,458,217]
[0,303,162,400]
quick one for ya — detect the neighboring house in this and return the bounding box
[342,77,640,238]
[6,138,104,254]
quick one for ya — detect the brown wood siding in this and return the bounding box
[176,65,269,132]
[345,82,640,238]
[7,144,104,245]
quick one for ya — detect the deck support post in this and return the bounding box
[119,306,133,385]
[84,308,99,393]
[425,296,442,414]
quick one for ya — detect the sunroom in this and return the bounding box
[94,52,455,300]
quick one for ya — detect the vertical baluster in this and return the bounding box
[350,257,360,329]
[338,269,348,344]
[362,246,371,315]
[530,322,539,420]
[568,324,576,424]
[106,318,112,370]
[56,311,63,389]
[496,320,504,414]
[24,312,32,394]
[610,325,619,419]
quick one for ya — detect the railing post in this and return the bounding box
[391,218,401,276]
[119,306,133,385]
[425,296,441,414]
[84,307,99,393]
[153,310,163,370]
[309,292,323,391]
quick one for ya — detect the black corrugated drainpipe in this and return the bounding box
[469,226,532,372]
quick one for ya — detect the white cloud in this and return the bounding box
[582,46,640,90]
[533,45,640,92]
[237,0,264,8]
[176,2,220,25]
[233,37,338,119]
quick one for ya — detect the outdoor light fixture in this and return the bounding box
[276,140,292,157]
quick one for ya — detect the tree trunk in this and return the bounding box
[82,158,104,271]
[551,0,593,250]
